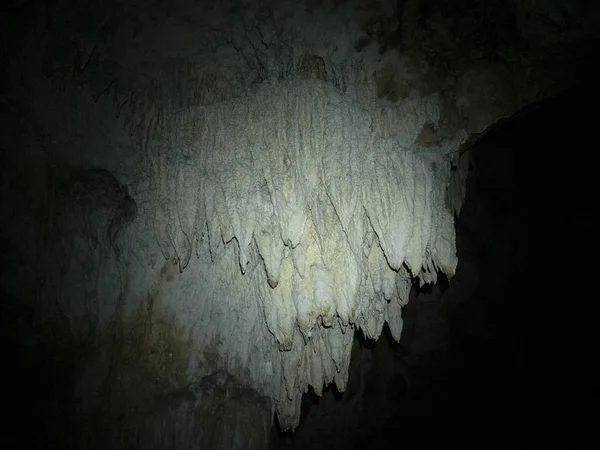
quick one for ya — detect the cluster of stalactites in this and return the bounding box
[141,80,463,429]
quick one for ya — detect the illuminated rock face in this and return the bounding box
[40,79,464,432]
[2,0,598,446]
[130,80,464,428]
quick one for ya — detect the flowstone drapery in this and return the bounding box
[127,79,466,428]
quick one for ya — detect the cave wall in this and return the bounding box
[1,0,598,447]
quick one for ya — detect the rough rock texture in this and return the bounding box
[1,0,598,447]
[271,76,597,449]
[79,370,272,450]
[287,328,411,449]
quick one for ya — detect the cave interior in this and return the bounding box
[0,0,596,448]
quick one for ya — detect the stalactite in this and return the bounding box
[124,79,465,428]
